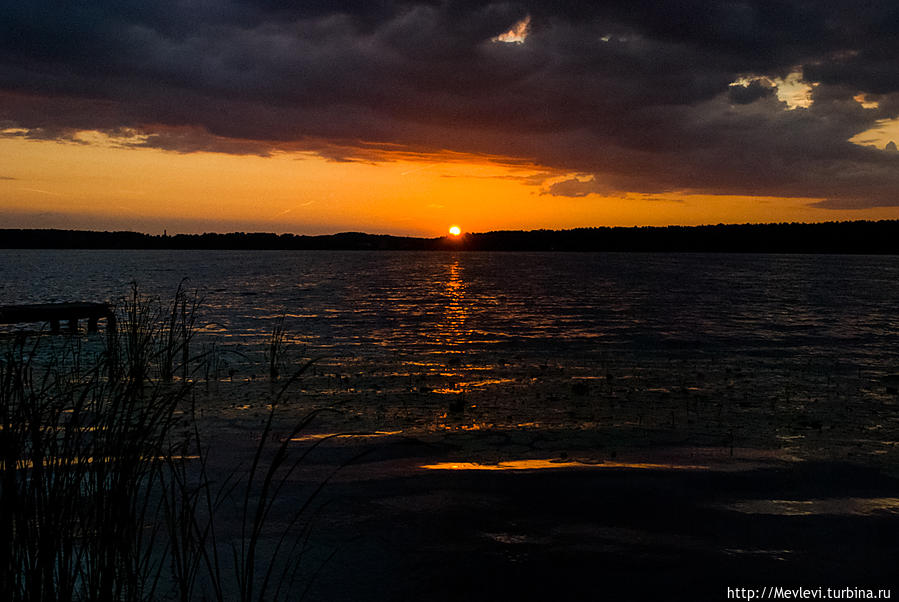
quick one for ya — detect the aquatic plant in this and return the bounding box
[159,279,201,383]
[266,315,287,380]
[0,291,188,602]
[0,288,333,602]
[157,357,345,602]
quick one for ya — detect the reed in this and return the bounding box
[266,316,287,380]
[159,279,201,383]
[156,357,344,602]
[0,291,187,601]
[0,288,333,601]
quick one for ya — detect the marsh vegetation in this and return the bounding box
[0,285,325,602]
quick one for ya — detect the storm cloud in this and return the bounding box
[4,1,899,204]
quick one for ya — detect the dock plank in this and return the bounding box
[0,302,116,333]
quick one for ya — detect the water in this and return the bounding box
[3,250,898,361]
[3,250,899,461]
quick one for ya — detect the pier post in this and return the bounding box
[106,310,118,380]
[0,302,117,340]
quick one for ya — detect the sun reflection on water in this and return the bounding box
[439,259,468,348]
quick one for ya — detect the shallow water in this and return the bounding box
[2,250,899,463]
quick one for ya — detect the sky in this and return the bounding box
[4,1,899,236]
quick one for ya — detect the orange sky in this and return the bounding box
[6,4,899,233]
[3,133,899,236]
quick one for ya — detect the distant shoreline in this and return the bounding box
[3,220,899,253]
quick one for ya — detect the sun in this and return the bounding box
[448,225,462,236]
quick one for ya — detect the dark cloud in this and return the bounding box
[807,198,899,210]
[4,1,899,205]
[727,80,776,105]
[544,176,616,198]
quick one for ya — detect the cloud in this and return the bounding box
[492,15,530,44]
[544,176,622,197]
[4,1,899,206]
[807,198,899,210]
[728,80,777,105]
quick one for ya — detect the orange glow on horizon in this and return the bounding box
[4,134,899,234]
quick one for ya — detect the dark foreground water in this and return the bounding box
[3,250,899,462]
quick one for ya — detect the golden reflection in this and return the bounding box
[3,455,199,470]
[0,424,102,431]
[421,459,709,471]
[438,258,468,348]
[432,378,514,395]
[431,419,496,431]
[289,430,402,442]
[725,497,899,516]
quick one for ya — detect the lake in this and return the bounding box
[2,249,899,462]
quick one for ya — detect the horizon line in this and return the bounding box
[4,218,899,239]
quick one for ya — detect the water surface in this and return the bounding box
[3,250,898,462]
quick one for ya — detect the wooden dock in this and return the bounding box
[0,302,116,334]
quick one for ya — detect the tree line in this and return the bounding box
[3,221,899,253]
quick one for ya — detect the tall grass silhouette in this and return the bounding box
[0,286,330,601]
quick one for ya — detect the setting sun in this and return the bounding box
[449,225,462,236]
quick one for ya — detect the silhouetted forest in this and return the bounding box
[3,221,899,253]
